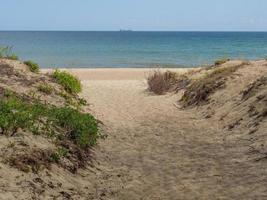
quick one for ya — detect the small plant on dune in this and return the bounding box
[50,147,69,163]
[7,54,19,60]
[147,70,190,95]
[52,70,82,94]
[24,60,40,73]
[37,83,53,94]
[147,70,178,95]
[0,46,19,60]
[214,58,230,66]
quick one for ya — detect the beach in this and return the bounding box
[42,61,266,199]
[0,59,266,200]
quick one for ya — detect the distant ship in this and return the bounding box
[119,29,133,32]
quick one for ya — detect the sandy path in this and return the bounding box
[76,72,265,200]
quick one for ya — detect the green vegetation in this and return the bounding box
[0,93,98,147]
[0,46,19,60]
[37,83,53,94]
[52,70,82,94]
[24,60,40,73]
[215,58,230,66]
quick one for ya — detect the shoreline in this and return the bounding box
[41,67,195,80]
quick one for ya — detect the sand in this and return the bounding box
[73,63,266,200]
[1,62,266,200]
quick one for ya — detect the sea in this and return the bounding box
[0,31,267,68]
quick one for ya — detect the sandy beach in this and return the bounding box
[46,62,266,199]
[0,60,266,200]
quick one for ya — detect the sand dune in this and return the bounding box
[0,60,267,199]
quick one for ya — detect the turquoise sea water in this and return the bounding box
[0,31,267,68]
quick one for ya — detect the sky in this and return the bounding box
[0,0,267,31]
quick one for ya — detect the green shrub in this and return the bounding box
[24,60,40,73]
[53,106,98,146]
[0,94,98,147]
[38,84,53,94]
[52,70,82,94]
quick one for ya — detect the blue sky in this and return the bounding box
[1,0,267,31]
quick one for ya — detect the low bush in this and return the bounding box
[147,70,190,95]
[0,94,98,147]
[147,70,178,95]
[52,70,82,94]
[24,60,40,73]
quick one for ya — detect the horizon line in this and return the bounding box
[1,30,267,32]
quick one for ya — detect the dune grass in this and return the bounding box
[0,46,19,60]
[147,70,190,95]
[52,70,82,94]
[37,83,53,94]
[24,60,40,73]
[180,64,244,107]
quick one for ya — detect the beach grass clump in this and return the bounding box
[147,70,178,95]
[0,46,19,60]
[37,83,53,94]
[147,70,190,95]
[180,64,242,107]
[24,60,40,73]
[52,70,82,94]
[215,58,230,66]
[0,93,98,147]
[7,54,19,60]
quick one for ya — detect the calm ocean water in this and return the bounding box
[0,31,267,68]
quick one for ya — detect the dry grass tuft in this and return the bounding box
[147,70,177,95]
[180,64,244,107]
[147,70,190,95]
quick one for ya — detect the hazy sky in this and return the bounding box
[1,0,267,31]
